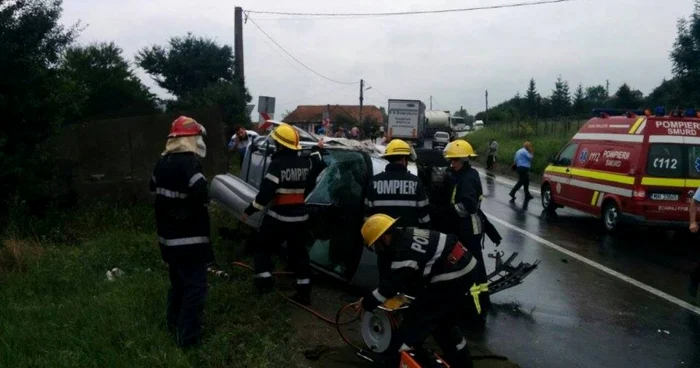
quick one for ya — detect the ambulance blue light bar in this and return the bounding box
[654,107,666,116]
[684,108,697,117]
[592,108,645,117]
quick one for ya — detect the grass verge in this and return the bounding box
[463,126,574,176]
[0,202,304,368]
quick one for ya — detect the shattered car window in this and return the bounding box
[306,150,367,205]
[306,150,368,279]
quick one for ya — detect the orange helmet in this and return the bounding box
[168,116,206,138]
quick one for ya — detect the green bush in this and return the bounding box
[464,127,572,175]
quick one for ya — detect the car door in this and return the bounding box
[306,150,374,285]
[549,143,579,207]
[210,137,275,229]
[568,142,599,211]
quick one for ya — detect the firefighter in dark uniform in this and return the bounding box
[241,123,327,305]
[365,139,431,228]
[442,139,490,312]
[149,116,214,348]
[356,214,486,368]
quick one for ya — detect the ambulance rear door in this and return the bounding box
[642,119,700,222]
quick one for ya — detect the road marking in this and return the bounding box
[483,212,700,316]
[476,168,541,195]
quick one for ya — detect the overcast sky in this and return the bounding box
[61,0,694,116]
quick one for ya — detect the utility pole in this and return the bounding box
[430,95,433,110]
[234,7,245,85]
[605,79,610,99]
[485,90,489,125]
[359,79,364,126]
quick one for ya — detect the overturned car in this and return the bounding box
[210,123,537,294]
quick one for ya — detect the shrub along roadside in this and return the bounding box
[0,203,305,368]
[463,127,573,176]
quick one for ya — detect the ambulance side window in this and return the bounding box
[556,144,579,167]
[689,146,700,179]
[647,144,682,178]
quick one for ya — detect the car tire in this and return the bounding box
[602,201,621,233]
[541,184,556,213]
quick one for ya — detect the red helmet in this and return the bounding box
[168,116,205,138]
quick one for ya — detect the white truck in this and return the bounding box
[450,115,468,132]
[424,110,451,138]
[473,120,484,131]
[387,99,426,147]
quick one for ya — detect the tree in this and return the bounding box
[60,42,157,122]
[670,1,700,106]
[611,83,644,109]
[379,106,388,124]
[361,116,379,138]
[550,76,571,117]
[454,107,468,119]
[137,34,251,127]
[573,84,586,115]
[0,0,78,209]
[646,78,682,108]
[525,78,540,117]
[137,34,239,98]
[585,85,608,108]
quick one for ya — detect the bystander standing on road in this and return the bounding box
[486,139,498,172]
[687,188,700,300]
[509,141,534,201]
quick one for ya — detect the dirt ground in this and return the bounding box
[283,279,521,368]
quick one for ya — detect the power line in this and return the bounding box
[364,82,390,99]
[277,87,358,108]
[250,25,315,79]
[245,14,359,85]
[431,96,446,110]
[245,0,579,18]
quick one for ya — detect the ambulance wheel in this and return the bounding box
[602,201,621,233]
[541,184,556,212]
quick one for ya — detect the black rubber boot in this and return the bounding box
[290,284,311,306]
[254,277,274,294]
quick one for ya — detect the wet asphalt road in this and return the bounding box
[421,139,700,367]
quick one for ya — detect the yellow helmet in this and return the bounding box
[271,123,301,150]
[383,139,412,157]
[444,139,477,159]
[361,214,398,248]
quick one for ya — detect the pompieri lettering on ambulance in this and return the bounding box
[602,150,631,168]
[654,121,700,136]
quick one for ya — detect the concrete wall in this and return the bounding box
[53,109,228,203]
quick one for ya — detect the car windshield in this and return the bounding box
[306,149,368,278]
[435,132,449,139]
[307,150,367,205]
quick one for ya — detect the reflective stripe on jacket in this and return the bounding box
[361,228,477,312]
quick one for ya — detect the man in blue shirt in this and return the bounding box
[688,188,700,299]
[509,141,534,201]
